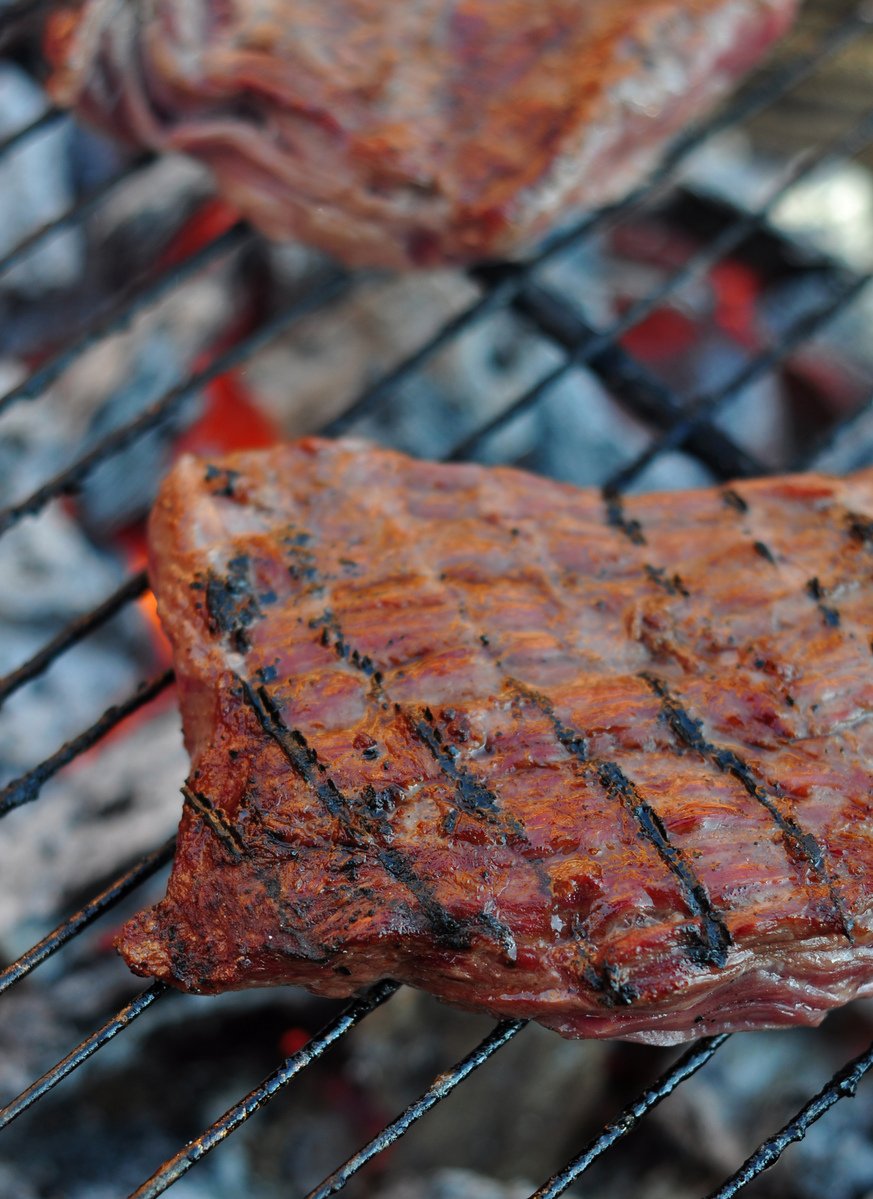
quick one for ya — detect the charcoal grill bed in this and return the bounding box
[1,4,873,1197]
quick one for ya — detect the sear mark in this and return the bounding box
[239,678,474,951]
[604,493,646,546]
[510,678,729,970]
[806,579,841,629]
[204,464,241,498]
[204,555,263,654]
[594,761,731,969]
[182,784,245,862]
[642,672,854,942]
[723,488,749,514]
[645,564,690,597]
[412,708,500,814]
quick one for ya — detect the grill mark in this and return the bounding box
[594,762,731,968]
[239,679,470,950]
[723,488,749,514]
[302,574,578,974]
[645,564,690,598]
[509,681,731,969]
[204,554,263,654]
[411,708,500,816]
[310,609,384,688]
[604,493,646,546]
[181,784,246,862]
[806,578,841,629]
[847,513,873,548]
[753,540,777,565]
[641,672,854,941]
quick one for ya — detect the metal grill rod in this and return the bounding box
[0,982,169,1131]
[0,835,175,995]
[530,1033,731,1199]
[0,268,353,537]
[128,980,400,1199]
[0,570,148,708]
[0,152,153,280]
[604,268,872,494]
[510,277,768,481]
[0,221,249,420]
[795,388,873,471]
[305,1019,526,1199]
[450,99,873,464]
[0,106,64,160]
[0,668,174,817]
[706,1036,873,1199]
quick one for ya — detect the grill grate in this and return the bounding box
[2,5,873,1197]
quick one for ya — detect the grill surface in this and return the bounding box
[1,4,873,1197]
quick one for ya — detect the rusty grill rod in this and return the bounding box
[0,669,175,817]
[305,1019,527,1199]
[0,835,175,995]
[0,569,149,707]
[531,1033,732,1199]
[128,980,400,1199]
[707,1038,873,1198]
[0,982,170,1131]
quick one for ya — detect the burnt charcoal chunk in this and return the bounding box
[50,0,796,268]
[118,440,873,1045]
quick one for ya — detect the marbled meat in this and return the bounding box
[118,439,873,1044]
[49,0,797,268]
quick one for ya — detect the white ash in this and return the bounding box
[0,65,83,296]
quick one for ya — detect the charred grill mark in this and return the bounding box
[583,962,641,1008]
[181,784,245,862]
[723,488,749,514]
[594,762,731,968]
[753,541,777,565]
[204,464,241,498]
[806,578,841,629]
[847,513,873,547]
[509,680,730,969]
[642,672,854,941]
[645,564,690,598]
[239,678,471,950]
[204,555,262,653]
[604,493,646,546]
[411,708,499,815]
[310,610,383,685]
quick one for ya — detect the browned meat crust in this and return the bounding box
[118,439,873,1044]
[50,0,797,267]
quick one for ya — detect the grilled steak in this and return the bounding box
[49,0,797,268]
[118,439,873,1044]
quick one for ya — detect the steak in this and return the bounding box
[118,440,873,1044]
[49,0,797,268]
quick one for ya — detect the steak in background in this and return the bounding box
[48,0,798,268]
[119,439,873,1044]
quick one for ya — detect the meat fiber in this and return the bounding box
[117,439,873,1045]
[48,0,798,268]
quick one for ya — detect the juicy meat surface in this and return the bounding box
[119,439,873,1044]
[49,0,797,267]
